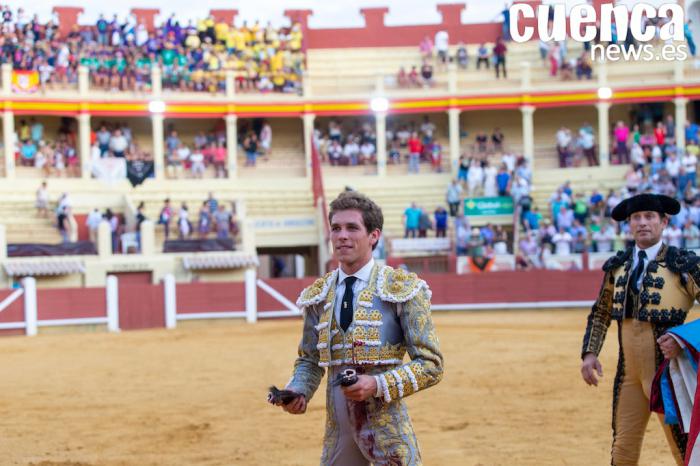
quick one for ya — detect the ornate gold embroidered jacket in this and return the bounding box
[582,244,700,357]
[286,264,443,465]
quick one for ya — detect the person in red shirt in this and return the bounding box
[653,121,666,147]
[493,37,508,79]
[407,132,422,174]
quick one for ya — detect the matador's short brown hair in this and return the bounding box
[328,191,384,235]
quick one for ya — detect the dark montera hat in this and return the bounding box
[611,193,680,222]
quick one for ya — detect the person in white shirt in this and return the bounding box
[189,150,205,178]
[85,208,103,243]
[593,222,616,253]
[434,30,449,66]
[551,227,573,255]
[681,150,698,190]
[663,223,683,248]
[343,139,360,166]
[467,159,484,197]
[359,141,375,165]
[109,129,129,157]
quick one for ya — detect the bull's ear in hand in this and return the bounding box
[267,386,302,405]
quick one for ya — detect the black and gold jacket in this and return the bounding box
[582,244,700,357]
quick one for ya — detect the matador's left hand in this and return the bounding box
[342,374,377,402]
[657,333,682,359]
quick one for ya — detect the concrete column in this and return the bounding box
[447,63,457,94]
[226,114,238,178]
[520,105,536,168]
[97,220,112,258]
[78,65,89,96]
[1,63,11,97]
[3,110,14,178]
[151,113,165,179]
[245,268,257,324]
[164,273,177,329]
[448,108,461,175]
[674,58,685,83]
[151,65,162,96]
[375,112,387,177]
[22,277,37,336]
[303,113,315,178]
[106,275,120,332]
[675,97,688,150]
[302,71,311,98]
[140,219,155,256]
[520,62,531,90]
[597,58,607,87]
[78,113,91,179]
[597,102,611,168]
[225,70,236,99]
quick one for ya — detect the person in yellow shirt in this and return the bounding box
[270,50,283,73]
[234,28,246,55]
[289,22,303,52]
[184,29,201,49]
[196,18,207,41]
[226,29,237,53]
[241,21,253,46]
[214,21,229,44]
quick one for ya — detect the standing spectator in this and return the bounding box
[57,206,68,243]
[483,162,498,197]
[493,37,507,79]
[551,227,573,255]
[198,201,211,239]
[214,204,231,239]
[158,198,173,241]
[496,164,510,196]
[457,155,469,183]
[455,214,471,255]
[418,207,433,238]
[434,206,448,238]
[30,118,43,145]
[613,121,630,164]
[403,202,421,238]
[96,126,111,155]
[35,181,49,218]
[86,208,103,244]
[556,126,572,168]
[178,203,191,239]
[434,29,449,68]
[407,132,422,174]
[578,123,597,166]
[105,209,119,253]
[419,35,433,60]
[686,20,697,57]
[467,159,484,197]
[681,148,698,191]
[491,128,505,152]
[260,121,272,159]
[593,220,616,253]
[498,3,511,41]
[446,179,463,217]
[243,132,258,166]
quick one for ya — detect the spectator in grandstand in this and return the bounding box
[685,20,696,57]
[457,154,469,183]
[681,147,698,191]
[85,208,103,244]
[476,43,490,70]
[434,29,449,69]
[343,137,360,167]
[434,206,448,238]
[467,159,484,197]
[418,207,433,238]
[189,147,206,178]
[483,162,498,197]
[419,35,433,60]
[35,181,49,218]
[158,199,173,241]
[578,123,597,166]
[664,221,683,248]
[592,220,615,253]
[493,225,508,254]
[683,218,700,248]
[496,164,510,197]
[20,139,37,167]
[446,179,463,217]
[430,141,442,172]
[408,66,420,87]
[178,203,191,240]
[420,60,434,87]
[455,213,470,255]
[491,128,505,152]
[396,66,409,87]
[613,121,631,165]
[467,228,486,258]
[407,132,422,174]
[403,202,421,238]
[327,139,343,166]
[105,208,119,253]
[576,52,593,80]
[359,140,376,165]
[456,42,468,69]
[474,131,488,153]
[493,37,507,79]
[260,121,272,160]
[556,126,573,168]
[551,226,573,255]
[197,201,212,239]
[214,204,232,239]
[243,132,258,167]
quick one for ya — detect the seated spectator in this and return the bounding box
[20,140,37,166]
[476,43,490,69]
[456,42,468,69]
[343,137,360,166]
[408,66,420,87]
[359,140,375,165]
[327,139,343,166]
[420,60,434,87]
[576,52,593,80]
[397,67,409,87]
[551,227,573,255]
[109,129,128,158]
[189,148,205,178]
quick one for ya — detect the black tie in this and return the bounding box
[340,276,357,332]
[630,250,647,293]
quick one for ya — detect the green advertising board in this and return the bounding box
[464,197,514,216]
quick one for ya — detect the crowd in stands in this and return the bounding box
[515,113,700,269]
[315,119,378,167]
[555,123,598,168]
[17,117,79,177]
[157,193,238,241]
[0,6,305,93]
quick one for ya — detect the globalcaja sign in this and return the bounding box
[464,197,514,217]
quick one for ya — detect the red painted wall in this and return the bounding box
[257,277,316,312]
[177,282,246,313]
[0,289,25,323]
[37,287,106,320]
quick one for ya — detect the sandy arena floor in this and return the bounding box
[1,309,692,466]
